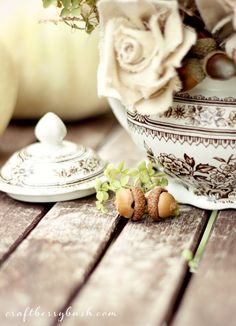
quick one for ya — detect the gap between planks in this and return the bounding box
[51,216,128,326]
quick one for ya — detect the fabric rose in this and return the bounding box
[196,0,236,63]
[97,0,196,115]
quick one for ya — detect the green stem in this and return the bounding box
[189,210,218,273]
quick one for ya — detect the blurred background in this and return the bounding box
[0,0,108,134]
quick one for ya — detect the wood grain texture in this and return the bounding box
[0,198,120,326]
[172,210,236,326]
[66,112,117,149]
[98,127,143,166]
[173,210,236,326]
[0,123,35,165]
[0,192,47,264]
[63,207,208,326]
[0,122,48,265]
[0,123,143,326]
[0,113,119,326]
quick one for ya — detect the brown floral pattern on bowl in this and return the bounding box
[161,105,236,128]
[145,143,236,200]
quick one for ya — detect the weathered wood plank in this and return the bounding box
[0,113,116,263]
[98,127,143,166]
[0,122,48,266]
[172,210,236,326]
[0,124,131,326]
[66,112,117,148]
[0,192,48,265]
[0,198,120,326]
[59,128,208,326]
[0,123,35,165]
[63,207,208,326]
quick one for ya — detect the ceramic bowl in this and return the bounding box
[109,77,236,210]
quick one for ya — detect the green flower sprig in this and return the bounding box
[42,0,99,33]
[95,161,168,213]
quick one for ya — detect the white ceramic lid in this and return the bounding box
[0,113,106,202]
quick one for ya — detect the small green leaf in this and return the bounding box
[71,7,81,17]
[182,249,193,262]
[101,183,109,192]
[120,175,129,187]
[96,191,104,202]
[140,172,149,184]
[128,169,138,177]
[43,0,56,8]
[96,201,107,213]
[106,163,114,171]
[118,161,125,172]
[71,0,80,9]
[95,179,102,189]
[102,191,109,201]
[61,0,71,9]
[110,180,121,191]
[158,178,168,186]
[138,161,146,171]
[60,8,70,16]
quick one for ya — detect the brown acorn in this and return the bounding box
[147,186,177,221]
[204,51,236,80]
[115,187,146,221]
[178,58,205,92]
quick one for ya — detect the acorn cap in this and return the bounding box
[131,187,146,221]
[147,186,167,221]
[178,58,205,92]
[191,37,217,59]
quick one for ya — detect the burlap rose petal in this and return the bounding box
[135,77,181,114]
[119,66,176,101]
[97,18,143,103]
[165,27,197,68]
[114,24,159,73]
[98,0,157,30]
[97,0,196,115]
[162,1,183,57]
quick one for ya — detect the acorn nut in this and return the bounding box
[178,58,205,92]
[115,187,146,221]
[147,186,177,221]
[204,51,236,80]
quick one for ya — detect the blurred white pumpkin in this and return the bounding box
[0,41,18,134]
[0,0,108,120]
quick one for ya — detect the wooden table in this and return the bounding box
[0,113,235,326]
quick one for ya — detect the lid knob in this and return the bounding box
[35,112,67,146]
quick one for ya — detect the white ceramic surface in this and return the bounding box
[0,112,106,202]
[109,77,236,210]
